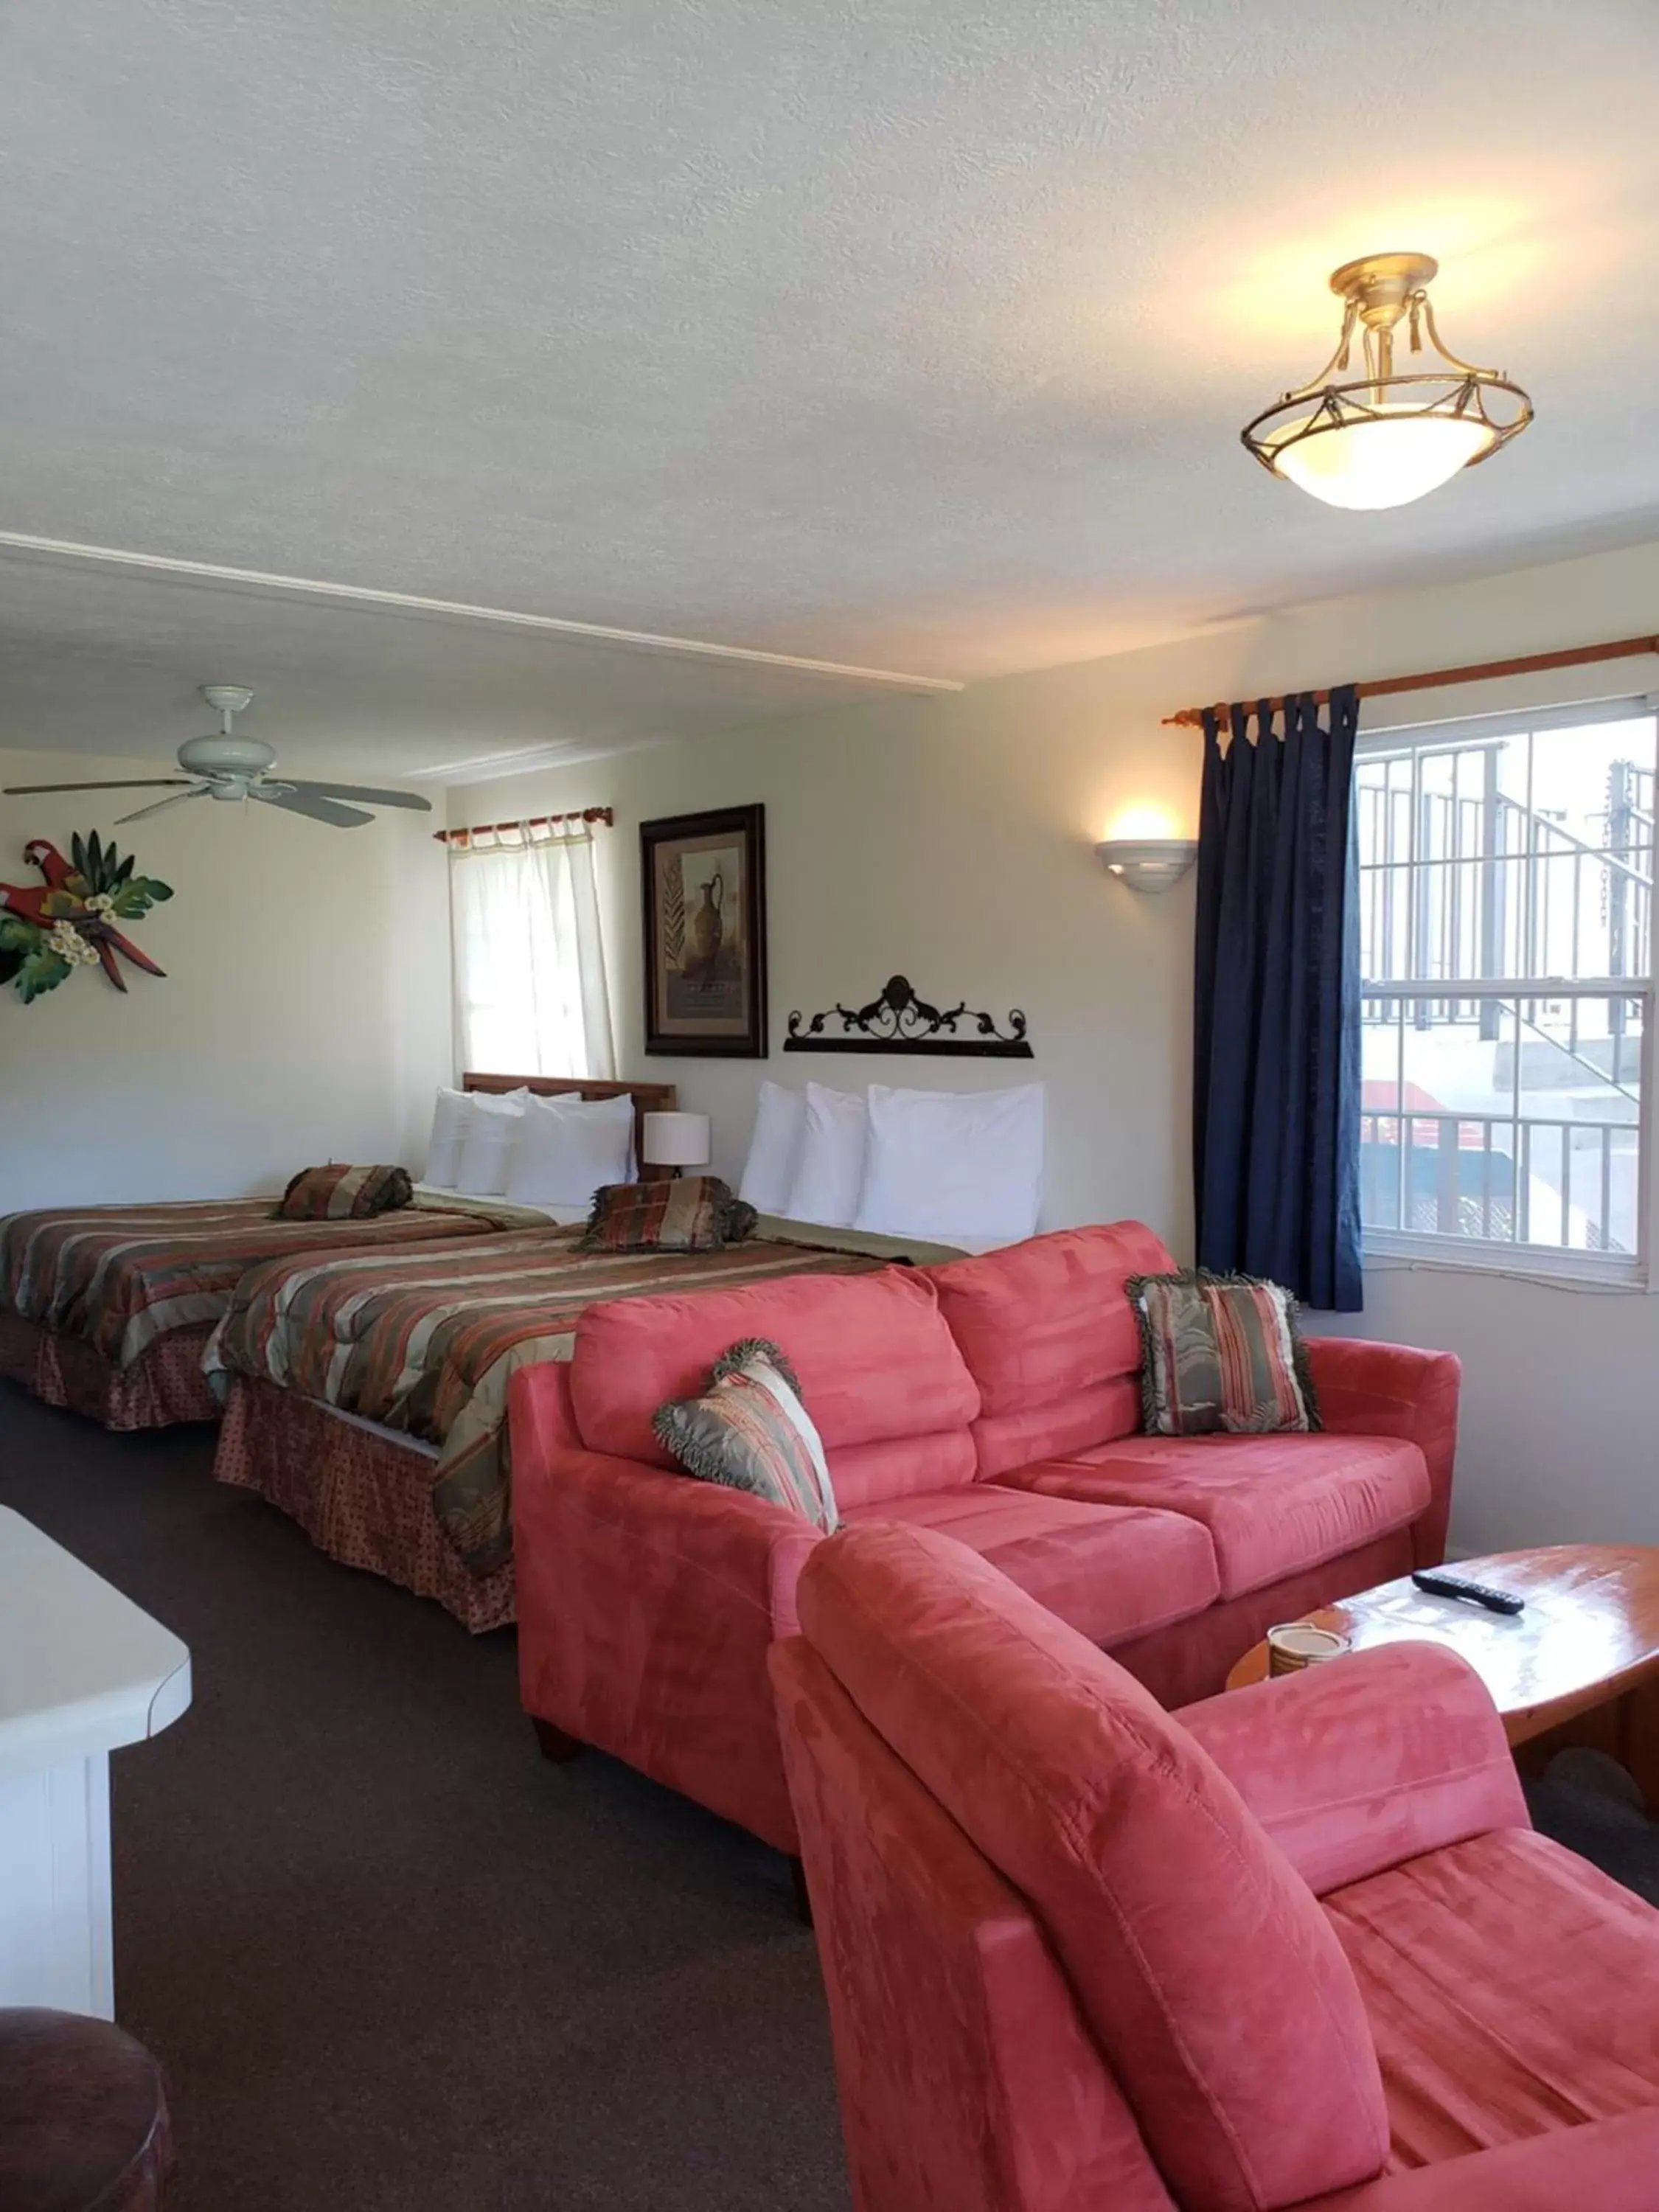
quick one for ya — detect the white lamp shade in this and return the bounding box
[641,1110,712,1168]
[1094,838,1198,893]
[1267,407,1496,510]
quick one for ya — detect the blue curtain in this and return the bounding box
[1192,686,1363,1310]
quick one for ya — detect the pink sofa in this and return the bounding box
[511,1223,1459,1852]
[772,1520,1659,2212]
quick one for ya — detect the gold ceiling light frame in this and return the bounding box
[1241,252,1533,510]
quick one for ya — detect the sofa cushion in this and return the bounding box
[796,1523,1390,2212]
[929,1223,1175,1477]
[1129,1269,1318,1435]
[1326,1826,1659,2168]
[653,1340,838,1531]
[1000,1433,1430,1599]
[569,1265,981,1505]
[841,1487,1219,1644]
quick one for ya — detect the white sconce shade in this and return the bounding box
[641,1110,712,1168]
[1095,838,1198,894]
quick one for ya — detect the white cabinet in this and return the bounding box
[0,1506,191,2018]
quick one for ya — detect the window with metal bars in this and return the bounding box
[1356,698,1655,1279]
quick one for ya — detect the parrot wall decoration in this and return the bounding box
[0,831,173,1002]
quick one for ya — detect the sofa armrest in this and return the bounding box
[509,1363,818,1851]
[1319,2109,1659,2210]
[1178,1641,1526,1896]
[1306,1336,1461,1565]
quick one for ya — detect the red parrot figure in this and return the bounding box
[7,839,168,989]
[21,839,71,888]
[0,880,52,925]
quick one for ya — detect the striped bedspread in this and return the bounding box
[0,1192,549,1370]
[203,1223,950,1576]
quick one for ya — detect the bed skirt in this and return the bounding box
[212,1375,516,1635]
[0,1314,220,1427]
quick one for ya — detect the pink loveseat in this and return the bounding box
[773,1520,1659,2212]
[510,1222,1459,1852]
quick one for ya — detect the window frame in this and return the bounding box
[1354,693,1657,1290]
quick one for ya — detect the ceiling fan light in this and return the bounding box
[176,732,275,777]
[1267,408,1499,511]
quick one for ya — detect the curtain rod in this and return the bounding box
[433,806,614,846]
[1163,635,1659,730]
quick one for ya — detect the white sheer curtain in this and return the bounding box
[450,821,616,1078]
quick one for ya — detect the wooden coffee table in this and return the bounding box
[1225,1545,1659,1808]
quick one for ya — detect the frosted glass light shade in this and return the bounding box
[1095,838,1197,893]
[1267,408,1498,511]
[642,1110,712,1168]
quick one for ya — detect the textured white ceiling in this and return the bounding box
[1,0,1657,769]
[0,546,905,780]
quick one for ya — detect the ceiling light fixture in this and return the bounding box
[1241,252,1531,510]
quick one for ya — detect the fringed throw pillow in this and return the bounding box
[277,1164,414,1222]
[1127,1270,1320,1437]
[653,1339,838,1531]
[580,1176,757,1254]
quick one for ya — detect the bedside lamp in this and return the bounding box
[641,1110,712,1178]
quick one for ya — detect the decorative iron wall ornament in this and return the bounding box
[784,974,1032,1058]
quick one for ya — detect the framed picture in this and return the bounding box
[641,804,768,1057]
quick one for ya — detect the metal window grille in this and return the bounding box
[1355,703,1656,1275]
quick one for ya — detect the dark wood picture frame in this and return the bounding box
[640,804,768,1057]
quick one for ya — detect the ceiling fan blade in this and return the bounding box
[281,780,434,813]
[249,784,375,830]
[2,778,195,796]
[116,787,210,824]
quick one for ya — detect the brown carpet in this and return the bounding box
[7,1383,1656,2210]
[0,1384,848,2212]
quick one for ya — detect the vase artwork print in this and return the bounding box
[640,804,768,1057]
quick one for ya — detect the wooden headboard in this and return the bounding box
[462,1074,680,1183]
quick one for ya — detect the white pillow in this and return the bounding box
[454,1092,526,1196]
[852,1082,1046,1247]
[782,1084,868,1228]
[506,1091,636,1208]
[424,1087,473,1186]
[739,1082,808,1214]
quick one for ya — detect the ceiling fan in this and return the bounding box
[3,686,434,830]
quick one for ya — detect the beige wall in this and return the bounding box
[0,752,451,1211]
[452,535,1659,1557]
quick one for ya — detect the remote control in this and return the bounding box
[1411,1570,1524,1616]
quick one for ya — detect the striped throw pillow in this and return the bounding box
[1127,1270,1320,1437]
[580,1176,757,1254]
[277,1164,414,1222]
[653,1339,838,1531]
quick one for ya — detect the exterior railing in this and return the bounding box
[1360,1107,1633,1253]
[1360,748,1651,1004]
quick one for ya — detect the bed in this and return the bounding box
[0,1074,675,1430]
[207,1217,962,1632]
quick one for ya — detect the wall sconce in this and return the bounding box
[1094,838,1198,893]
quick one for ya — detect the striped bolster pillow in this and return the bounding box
[276,1164,414,1222]
[580,1175,757,1254]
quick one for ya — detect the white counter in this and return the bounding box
[0,1505,192,2017]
